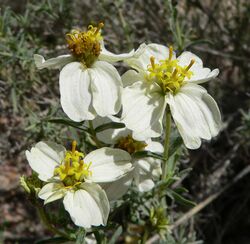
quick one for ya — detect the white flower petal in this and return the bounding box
[81,182,110,225]
[89,61,122,117]
[125,43,176,72]
[63,183,109,228]
[59,62,96,122]
[138,178,155,192]
[84,147,132,183]
[38,182,65,204]
[121,81,167,141]
[178,84,221,136]
[145,139,164,154]
[167,83,221,149]
[142,140,163,177]
[201,93,222,135]
[34,54,73,70]
[133,165,155,192]
[192,67,219,83]
[99,41,135,63]
[121,70,142,87]
[134,159,152,174]
[178,51,203,66]
[25,142,65,181]
[101,172,133,201]
[131,140,163,192]
[177,51,219,84]
[175,123,202,149]
[134,154,162,177]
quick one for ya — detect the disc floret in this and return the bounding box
[54,141,92,187]
[115,135,147,154]
[66,22,104,67]
[147,46,195,94]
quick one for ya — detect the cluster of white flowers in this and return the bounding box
[26,23,222,229]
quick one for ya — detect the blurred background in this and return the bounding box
[0,0,249,243]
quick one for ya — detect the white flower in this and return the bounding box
[91,116,163,199]
[25,141,132,228]
[34,23,134,122]
[121,43,222,149]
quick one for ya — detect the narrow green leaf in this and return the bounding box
[154,178,172,190]
[167,189,196,207]
[108,226,122,244]
[169,135,183,157]
[132,150,165,161]
[184,39,214,50]
[174,187,189,194]
[154,177,178,193]
[166,151,181,178]
[95,122,125,133]
[47,118,89,132]
[178,168,193,178]
[11,86,18,113]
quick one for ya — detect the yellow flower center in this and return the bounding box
[66,22,104,67]
[54,141,92,187]
[147,46,195,94]
[115,135,147,154]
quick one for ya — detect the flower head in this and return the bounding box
[121,43,222,149]
[25,141,132,228]
[33,23,135,122]
[115,134,148,154]
[147,48,195,94]
[90,116,163,199]
[66,23,104,67]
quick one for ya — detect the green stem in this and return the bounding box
[88,120,102,148]
[161,105,172,180]
[36,203,70,239]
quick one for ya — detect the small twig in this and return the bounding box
[146,165,250,244]
[193,46,250,62]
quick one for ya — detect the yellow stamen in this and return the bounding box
[147,48,194,94]
[72,140,77,154]
[150,56,155,69]
[185,59,195,71]
[65,182,81,189]
[169,45,173,60]
[171,68,178,78]
[53,143,92,187]
[78,160,83,170]
[94,22,104,35]
[65,159,70,173]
